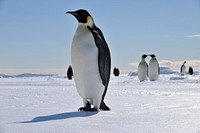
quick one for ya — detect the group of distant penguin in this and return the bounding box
[180,61,194,76]
[137,55,194,82]
[138,54,160,82]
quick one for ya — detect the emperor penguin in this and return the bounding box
[113,67,120,76]
[138,54,148,82]
[180,61,186,76]
[67,9,111,111]
[188,66,193,75]
[67,65,73,80]
[148,54,160,81]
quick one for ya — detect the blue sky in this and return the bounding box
[0,0,200,73]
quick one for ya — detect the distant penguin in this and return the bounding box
[188,66,193,75]
[67,65,73,80]
[148,54,160,81]
[67,9,111,111]
[180,61,186,76]
[113,67,120,76]
[138,54,148,82]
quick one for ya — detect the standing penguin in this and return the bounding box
[67,9,111,111]
[180,61,186,76]
[113,67,120,76]
[67,65,73,80]
[137,54,148,82]
[148,54,160,81]
[188,66,193,75]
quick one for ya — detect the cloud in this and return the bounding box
[160,60,200,71]
[187,34,200,38]
[130,60,200,72]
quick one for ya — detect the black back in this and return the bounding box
[113,67,120,76]
[188,66,193,75]
[67,65,73,80]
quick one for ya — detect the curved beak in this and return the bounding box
[66,11,78,16]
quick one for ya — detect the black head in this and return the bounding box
[150,54,156,58]
[142,54,147,59]
[66,9,93,24]
[183,61,186,64]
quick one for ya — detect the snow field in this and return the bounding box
[0,73,200,133]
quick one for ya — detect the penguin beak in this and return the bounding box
[66,11,78,16]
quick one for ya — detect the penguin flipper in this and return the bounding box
[87,25,111,86]
[87,25,111,110]
[180,65,183,73]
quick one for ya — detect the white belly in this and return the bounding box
[138,62,148,81]
[148,60,159,81]
[71,25,104,99]
[181,66,186,74]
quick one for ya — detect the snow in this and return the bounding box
[1,69,200,133]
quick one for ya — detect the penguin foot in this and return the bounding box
[90,107,98,111]
[78,107,90,111]
[78,102,98,111]
[100,101,111,111]
[78,102,91,111]
[78,107,98,112]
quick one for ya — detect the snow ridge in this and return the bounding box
[0,73,60,78]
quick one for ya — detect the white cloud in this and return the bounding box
[130,60,200,72]
[160,60,200,72]
[187,34,200,38]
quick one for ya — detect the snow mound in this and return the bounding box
[128,71,137,76]
[159,67,177,74]
[169,76,186,80]
[0,73,64,78]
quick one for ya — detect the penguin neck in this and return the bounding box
[75,24,89,36]
[73,23,95,44]
[87,17,94,27]
[150,58,157,62]
[76,21,94,34]
[141,58,146,62]
[77,17,94,29]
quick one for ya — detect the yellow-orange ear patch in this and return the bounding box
[87,16,92,23]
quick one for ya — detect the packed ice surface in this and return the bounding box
[0,71,200,133]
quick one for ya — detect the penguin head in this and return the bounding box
[150,54,156,59]
[183,61,186,64]
[67,9,94,26]
[142,54,148,59]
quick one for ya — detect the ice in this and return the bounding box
[1,72,200,133]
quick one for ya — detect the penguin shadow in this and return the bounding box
[18,111,98,123]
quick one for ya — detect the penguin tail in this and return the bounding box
[100,101,110,111]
